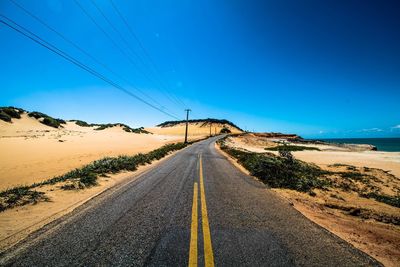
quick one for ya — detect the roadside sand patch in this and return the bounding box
[0,147,183,252]
[0,116,181,190]
[294,151,400,178]
[225,134,400,177]
[220,134,400,266]
[276,189,400,267]
[0,111,211,252]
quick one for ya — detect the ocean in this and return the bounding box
[317,138,400,152]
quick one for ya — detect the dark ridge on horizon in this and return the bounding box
[157,118,244,131]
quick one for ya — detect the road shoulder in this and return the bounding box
[0,146,186,253]
[213,141,391,266]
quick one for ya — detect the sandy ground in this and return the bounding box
[0,115,234,252]
[0,115,183,190]
[0,114,205,251]
[225,134,400,178]
[275,189,400,267]
[223,134,400,267]
[294,151,400,178]
[0,152,181,252]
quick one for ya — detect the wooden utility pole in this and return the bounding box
[209,123,212,137]
[184,109,191,143]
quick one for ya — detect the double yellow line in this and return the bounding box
[189,154,215,267]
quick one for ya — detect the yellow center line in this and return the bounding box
[199,154,215,267]
[189,182,199,267]
[188,154,215,267]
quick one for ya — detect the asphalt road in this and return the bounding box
[1,136,380,266]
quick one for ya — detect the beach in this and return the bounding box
[294,150,400,177]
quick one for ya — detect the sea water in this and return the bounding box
[320,138,400,152]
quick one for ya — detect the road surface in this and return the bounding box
[0,136,380,266]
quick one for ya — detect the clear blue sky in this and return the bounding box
[1,0,399,138]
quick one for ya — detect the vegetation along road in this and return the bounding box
[0,136,380,266]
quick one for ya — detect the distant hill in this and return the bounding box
[147,118,243,137]
[0,106,149,134]
[251,132,302,140]
[157,118,244,132]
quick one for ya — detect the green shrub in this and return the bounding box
[338,171,372,183]
[362,192,400,208]
[0,111,12,122]
[28,111,65,128]
[51,142,188,187]
[279,150,294,162]
[79,172,98,186]
[158,118,243,131]
[71,120,150,133]
[94,124,111,130]
[221,146,330,192]
[42,117,61,128]
[220,127,231,134]
[124,126,151,134]
[73,120,92,127]
[0,107,23,119]
[61,172,98,190]
[219,137,399,210]
[0,141,193,211]
[265,145,320,151]
[0,187,48,211]
[28,111,48,119]
[0,107,26,122]
[94,123,150,134]
[324,203,400,225]
[328,163,352,167]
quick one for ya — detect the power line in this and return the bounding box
[0,14,181,120]
[89,0,145,66]
[108,0,187,108]
[76,0,182,108]
[109,0,160,76]
[93,0,186,109]
[8,0,172,113]
[73,0,152,83]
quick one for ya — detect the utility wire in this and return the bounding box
[89,0,145,67]
[0,14,181,120]
[92,0,185,109]
[108,0,187,108]
[79,0,182,108]
[8,0,172,112]
[73,1,155,85]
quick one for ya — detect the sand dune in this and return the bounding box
[1,113,208,251]
[0,115,183,190]
[0,114,233,190]
[1,111,241,191]
[146,121,242,136]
